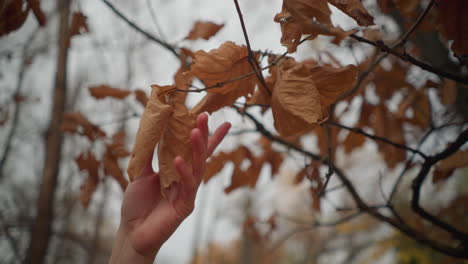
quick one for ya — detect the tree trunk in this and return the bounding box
[25,0,70,263]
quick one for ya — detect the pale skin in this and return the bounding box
[109,113,231,263]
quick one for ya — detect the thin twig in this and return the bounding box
[101,0,179,58]
[237,107,468,259]
[232,0,271,96]
[0,29,38,181]
[325,121,428,159]
[395,0,435,47]
[350,34,468,84]
[145,0,167,40]
[388,127,433,202]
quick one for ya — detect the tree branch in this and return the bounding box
[232,0,271,96]
[101,0,179,59]
[350,34,468,85]
[411,128,468,242]
[325,121,428,159]
[236,107,468,259]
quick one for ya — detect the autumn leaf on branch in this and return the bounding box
[185,21,224,40]
[191,41,258,114]
[271,60,358,137]
[88,85,131,100]
[274,0,357,53]
[127,85,195,192]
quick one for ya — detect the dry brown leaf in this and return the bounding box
[75,152,100,208]
[284,0,332,26]
[191,41,257,95]
[89,85,131,100]
[204,147,251,183]
[190,42,259,114]
[108,131,130,158]
[127,86,173,181]
[158,100,196,190]
[245,77,273,113]
[258,137,283,176]
[61,112,106,140]
[0,0,29,36]
[437,150,468,171]
[128,85,196,191]
[343,130,366,154]
[373,105,406,168]
[327,0,375,26]
[271,61,357,137]
[185,21,224,40]
[103,149,128,191]
[274,1,356,53]
[432,168,455,183]
[303,164,322,212]
[372,63,412,100]
[134,89,149,106]
[67,12,89,46]
[173,49,194,103]
[272,63,322,137]
[307,63,358,115]
[225,156,263,193]
[437,0,468,55]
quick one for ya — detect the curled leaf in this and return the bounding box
[127,85,196,192]
[127,86,173,181]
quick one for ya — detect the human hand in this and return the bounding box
[109,113,230,263]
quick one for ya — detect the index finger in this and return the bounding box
[207,122,231,156]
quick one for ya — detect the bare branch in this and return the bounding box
[232,0,271,96]
[325,121,428,159]
[101,0,179,58]
[350,34,468,84]
[411,128,468,242]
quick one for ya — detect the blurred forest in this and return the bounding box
[0,0,467,263]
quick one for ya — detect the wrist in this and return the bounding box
[109,226,157,264]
